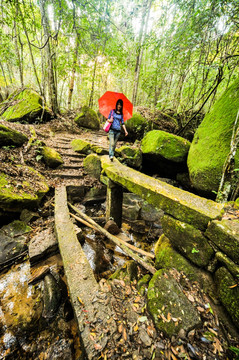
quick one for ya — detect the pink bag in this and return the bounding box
[103,120,111,132]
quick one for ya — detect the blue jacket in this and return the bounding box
[108,110,124,131]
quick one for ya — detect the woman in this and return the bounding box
[108,99,128,161]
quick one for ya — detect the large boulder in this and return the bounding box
[187,79,239,193]
[0,123,28,147]
[0,89,52,123]
[141,130,190,176]
[41,146,64,168]
[116,145,142,169]
[125,112,148,140]
[74,105,100,130]
[0,165,49,212]
[147,269,201,337]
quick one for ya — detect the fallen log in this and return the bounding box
[68,202,156,275]
[70,212,155,260]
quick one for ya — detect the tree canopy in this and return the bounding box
[0,0,238,114]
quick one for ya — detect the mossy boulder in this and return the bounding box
[142,130,191,163]
[161,215,214,267]
[147,269,201,337]
[126,112,148,140]
[187,79,239,193]
[83,154,102,179]
[154,234,217,298]
[0,165,49,212]
[1,89,52,123]
[71,139,91,154]
[116,145,142,169]
[42,146,64,168]
[74,106,100,130]
[205,219,239,264]
[141,130,191,176]
[0,124,28,147]
[215,267,239,328]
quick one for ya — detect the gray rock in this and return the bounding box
[0,220,31,266]
[42,273,62,319]
[28,228,58,265]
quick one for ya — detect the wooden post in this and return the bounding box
[106,179,123,228]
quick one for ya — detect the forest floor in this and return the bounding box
[0,116,239,360]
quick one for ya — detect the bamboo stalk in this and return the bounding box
[68,202,156,275]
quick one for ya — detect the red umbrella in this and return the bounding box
[98,91,133,121]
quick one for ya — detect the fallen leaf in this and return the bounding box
[122,327,127,341]
[94,343,102,350]
[188,294,194,302]
[229,284,238,288]
[134,296,141,303]
[118,324,123,333]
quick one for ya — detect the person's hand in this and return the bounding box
[125,130,128,136]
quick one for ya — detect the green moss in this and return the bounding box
[0,124,28,147]
[137,274,151,295]
[126,112,148,139]
[74,106,100,130]
[188,79,239,193]
[42,146,63,168]
[1,89,49,123]
[71,139,91,154]
[0,166,49,212]
[116,145,142,169]
[215,267,239,328]
[101,156,223,230]
[141,130,191,163]
[83,154,102,179]
[161,215,214,267]
[109,261,138,282]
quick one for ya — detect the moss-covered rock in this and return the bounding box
[147,269,201,336]
[0,124,28,147]
[71,139,91,154]
[161,215,214,267]
[126,112,148,140]
[74,106,100,130]
[0,165,49,212]
[137,274,151,295]
[42,146,64,168]
[215,267,239,328]
[116,145,142,169]
[91,145,108,155]
[109,261,138,283]
[141,130,191,163]
[154,234,217,298]
[187,79,239,193]
[83,154,102,179]
[205,219,239,264]
[215,252,239,278]
[1,89,52,123]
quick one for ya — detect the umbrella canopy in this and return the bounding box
[98,91,133,121]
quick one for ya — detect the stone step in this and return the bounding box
[46,173,84,179]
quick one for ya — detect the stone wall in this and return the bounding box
[100,155,239,330]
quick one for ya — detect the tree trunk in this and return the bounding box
[68,36,79,109]
[14,18,24,87]
[39,0,58,114]
[18,3,42,94]
[132,0,153,106]
[88,57,97,108]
